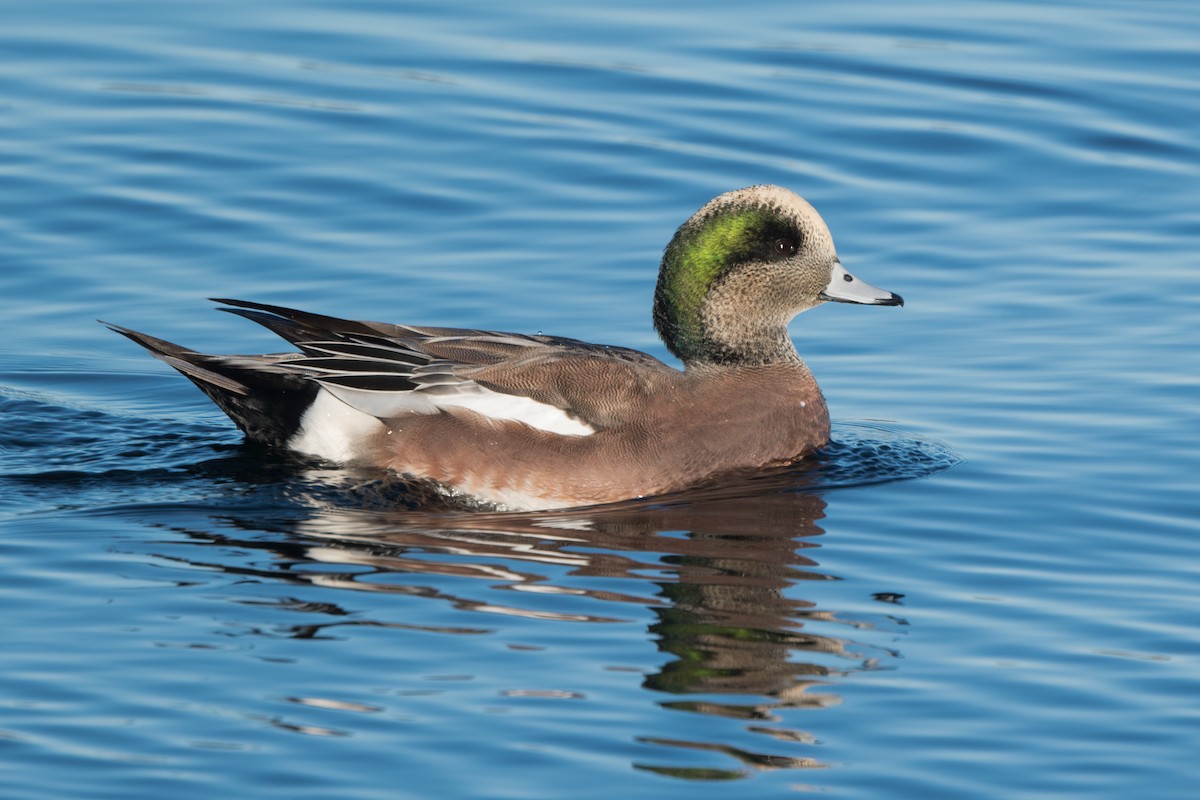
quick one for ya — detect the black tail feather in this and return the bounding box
[105,321,318,445]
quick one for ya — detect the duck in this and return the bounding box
[108,185,902,511]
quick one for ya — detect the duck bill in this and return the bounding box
[819,260,904,306]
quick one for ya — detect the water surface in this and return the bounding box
[2,1,1198,798]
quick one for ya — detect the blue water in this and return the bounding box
[2,1,1198,797]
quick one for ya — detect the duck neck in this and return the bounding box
[654,280,803,368]
[654,305,801,368]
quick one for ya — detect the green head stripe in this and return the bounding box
[654,206,788,361]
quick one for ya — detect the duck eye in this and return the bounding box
[773,238,796,257]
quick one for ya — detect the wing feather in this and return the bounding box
[211,299,676,432]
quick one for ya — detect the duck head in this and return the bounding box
[653,185,902,368]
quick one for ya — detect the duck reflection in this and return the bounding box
[162,462,902,778]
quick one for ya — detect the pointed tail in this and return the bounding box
[105,322,318,446]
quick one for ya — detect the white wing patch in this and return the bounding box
[314,381,596,437]
[432,388,596,436]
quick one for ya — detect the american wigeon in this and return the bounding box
[109,185,902,510]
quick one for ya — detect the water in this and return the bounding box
[2,0,1198,797]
